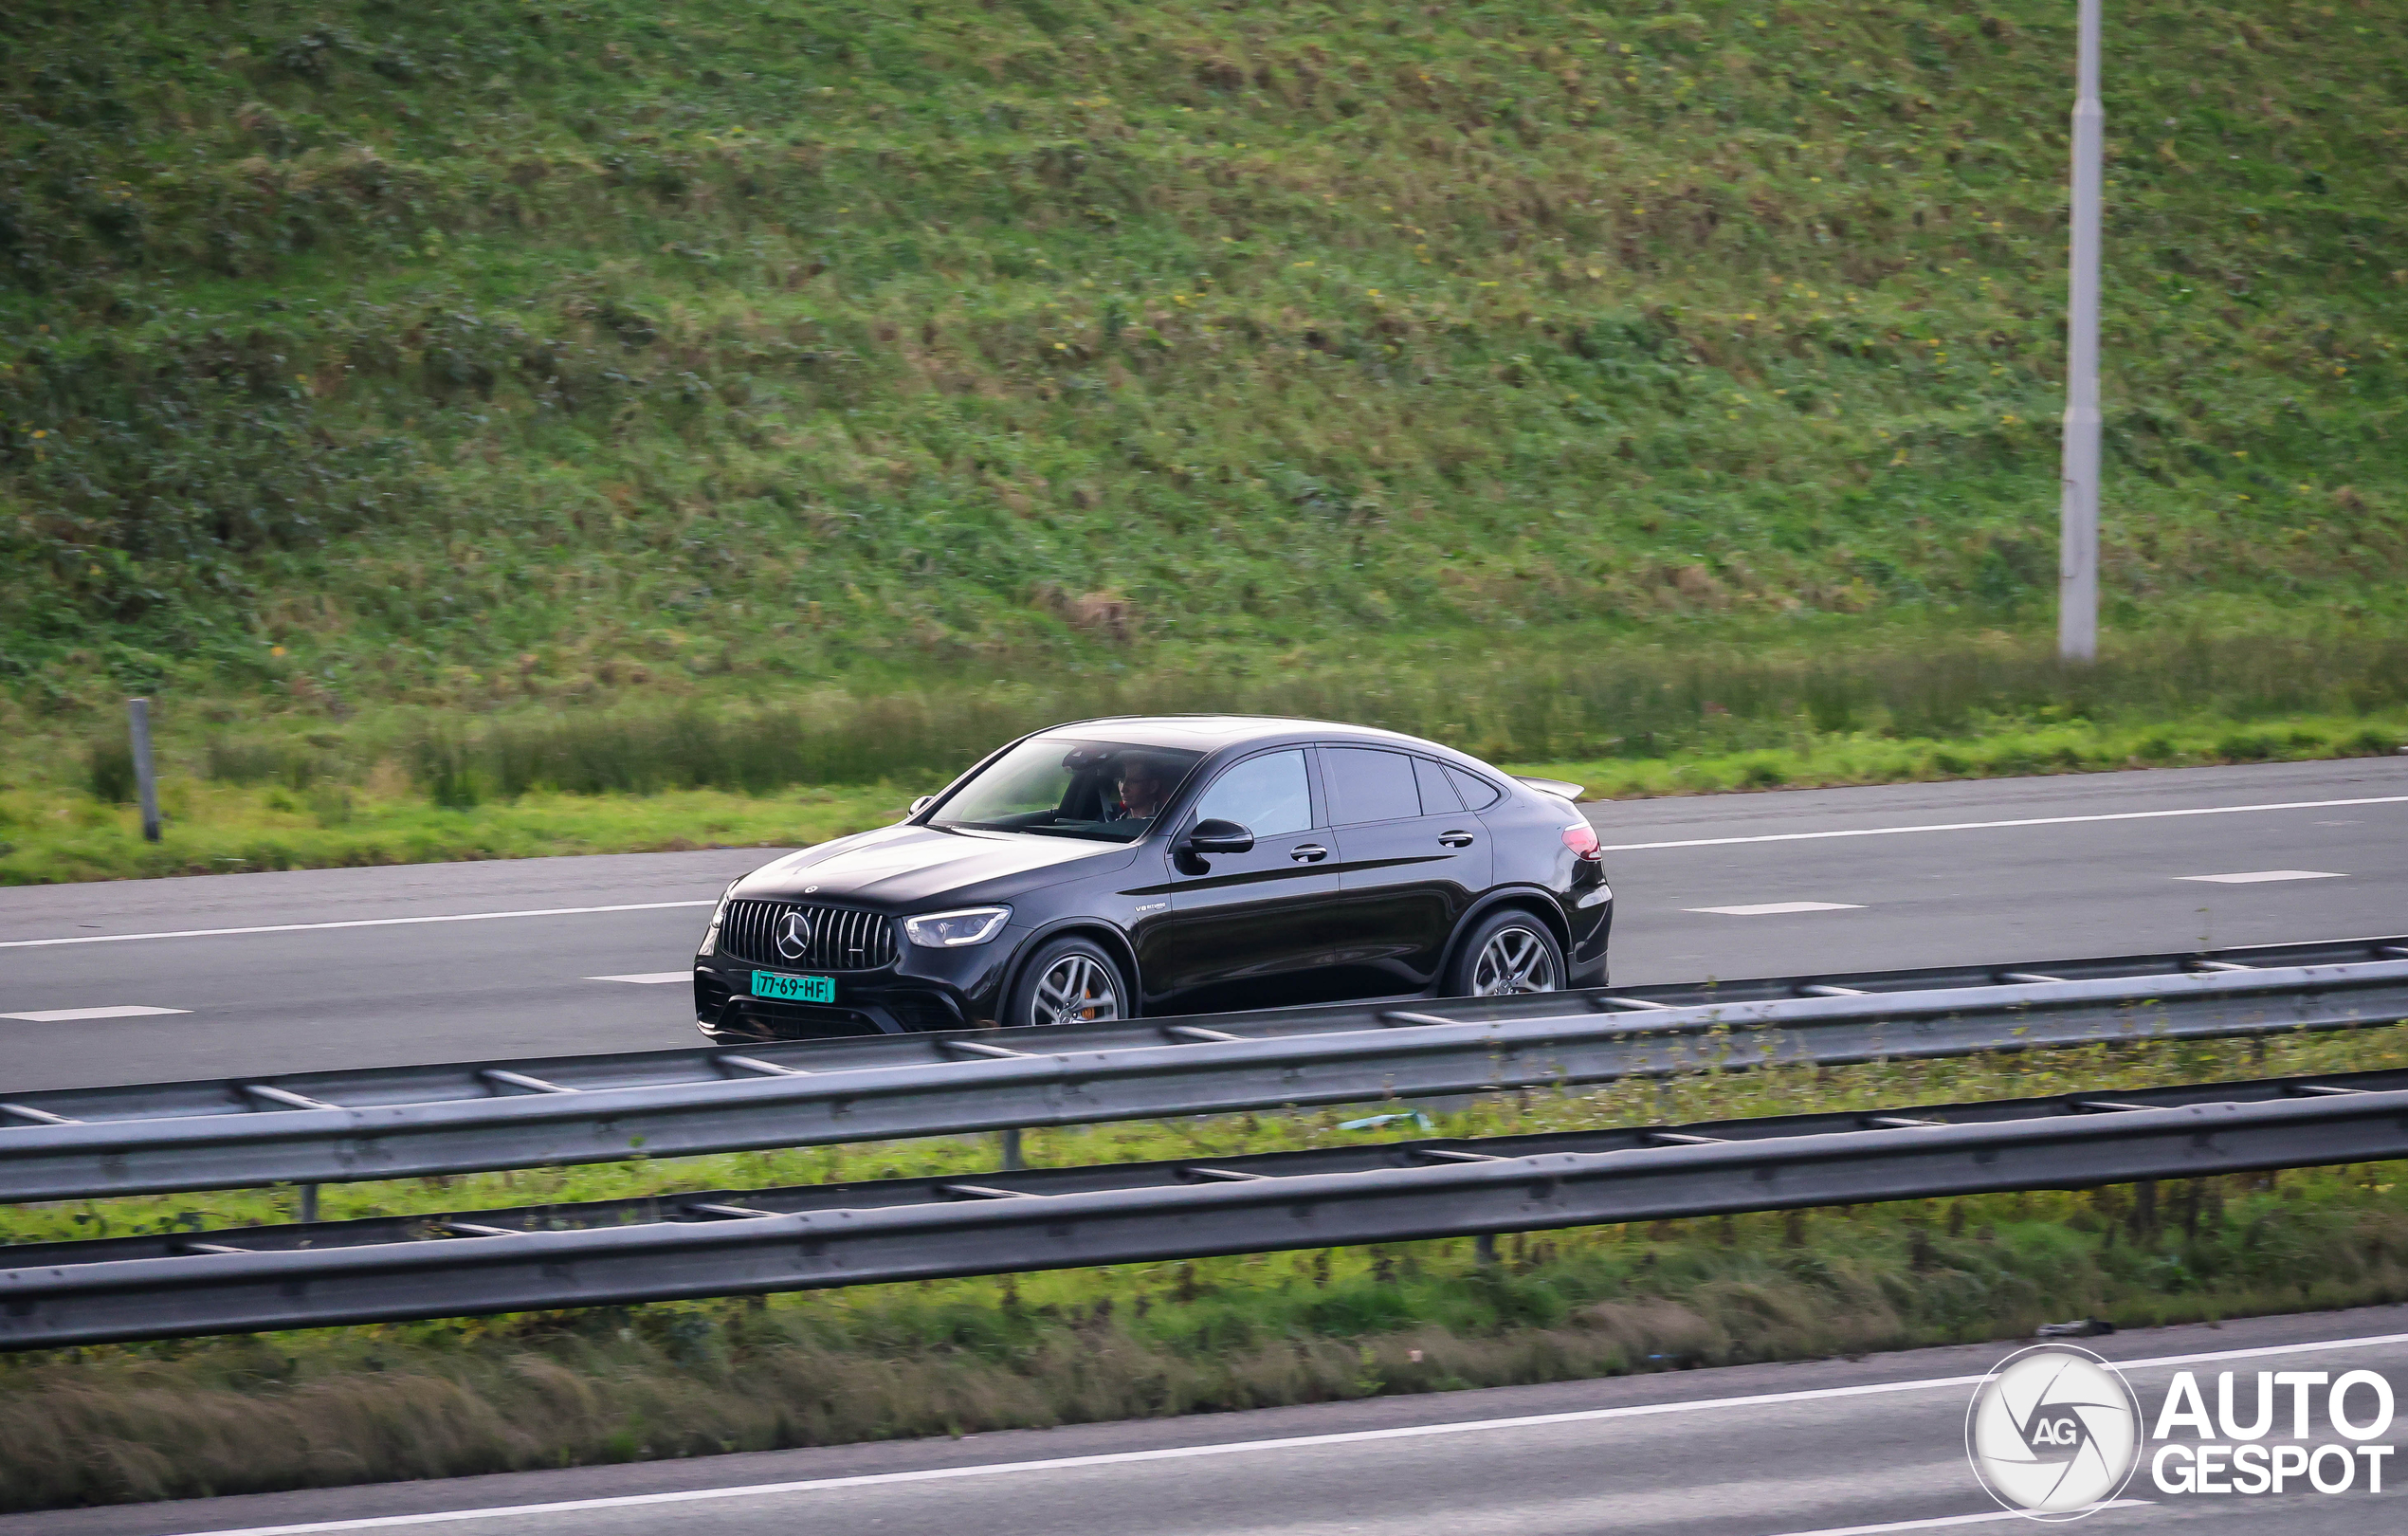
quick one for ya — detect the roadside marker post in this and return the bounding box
[127,697,161,843]
[2057,0,2104,663]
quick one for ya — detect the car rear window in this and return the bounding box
[1412,757,1462,814]
[1446,766,1504,810]
[1322,747,1423,825]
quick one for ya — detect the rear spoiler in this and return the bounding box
[1512,775,1586,801]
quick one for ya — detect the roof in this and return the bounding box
[1032,715,1451,755]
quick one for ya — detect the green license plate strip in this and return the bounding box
[751,971,835,1004]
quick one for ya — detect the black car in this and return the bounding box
[693,716,1611,1038]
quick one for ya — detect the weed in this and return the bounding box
[83,735,135,804]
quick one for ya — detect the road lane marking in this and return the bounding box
[2176,869,2346,884]
[588,972,691,984]
[1597,793,2408,851]
[1768,1503,2151,1536]
[171,1329,2408,1535]
[0,901,716,950]
[0,1004,189,1022]
[1687,902,1865,916]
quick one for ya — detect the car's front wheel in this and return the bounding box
[1010,936,1128,1028]
[1444,908,1565,997]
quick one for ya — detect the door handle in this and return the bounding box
[1289,844,1329,863]
[1437,831,1476,848]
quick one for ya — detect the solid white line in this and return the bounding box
[0,1004,190,1022]
[0,902,716,950]
[2114,1327,2408,1371]
[587,972,691,985]
[2176,869,2346,885]
[166,1329,2408,1536]
[1687,902,1865,916]
[1597,794,2408,852]
[1766,1503,2151,1536]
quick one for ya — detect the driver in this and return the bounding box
[1110,755,1174,824]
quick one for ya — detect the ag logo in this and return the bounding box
[1966,1344,2143,1519]
[774,908,812,961]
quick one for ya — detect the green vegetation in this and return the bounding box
[0,779,903,885]
[3,0,2403,728]
[7,623,2403,883]
[8,1022,2408,1509]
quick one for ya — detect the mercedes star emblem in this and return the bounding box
[775,908,812,961]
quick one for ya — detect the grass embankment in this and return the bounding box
[8,1025,2408,1509]
[3,0,2404,717]
[9,624,2405,883]
[0,783,902,887]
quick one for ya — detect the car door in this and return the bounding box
[1319,746,1492,995]
[1138,747,1353,1015]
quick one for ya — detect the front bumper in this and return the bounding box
[694,930,1017,1041]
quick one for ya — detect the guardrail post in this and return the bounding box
[999,1128,1025,1172]
[127,698,161,843]
[298,1183,318,1223]
[1475,1233,1498,1266]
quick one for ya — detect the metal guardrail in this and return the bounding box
[6,1064,2405,1348]
[10,934,2399,1123]
[2,938,2405,1202]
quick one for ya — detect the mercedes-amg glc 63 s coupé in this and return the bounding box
[693,716,1610,1038]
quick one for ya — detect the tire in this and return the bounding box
[1008,935,1129,1028]
[1442,908,1565,997]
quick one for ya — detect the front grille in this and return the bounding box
[720,899,900,971]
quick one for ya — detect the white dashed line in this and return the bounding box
[1685,902,1865,917]
[588,972,692,985]
[1596,794,2408,852]
[0,901,717,950]
[0,1005,191,1022]
[2176,869,2347,885]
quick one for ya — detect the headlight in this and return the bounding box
[697,880,738,957]
[903,906,1012,948]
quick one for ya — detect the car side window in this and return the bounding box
[1192,750,1313,837]
[1446,766,1504,810]
[1322,747,1423,825]
[1413,757,1462,814]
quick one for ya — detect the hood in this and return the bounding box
[734,823,1134,907]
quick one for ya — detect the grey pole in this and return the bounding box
[2056,0,2103,662]
[126,698,161,843]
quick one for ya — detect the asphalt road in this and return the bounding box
[1,757,2403,1090]
[5,1306,2404,1536]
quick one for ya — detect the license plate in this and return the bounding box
[751,971,835,1004]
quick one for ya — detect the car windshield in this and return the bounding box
[929,738,1206,843]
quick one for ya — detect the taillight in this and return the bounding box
[1561,822,1602,860]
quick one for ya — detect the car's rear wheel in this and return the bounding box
[1011,936,1127,1028]
[1445,909,1564,997]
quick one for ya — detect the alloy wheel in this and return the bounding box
[1031,953,1123,1026]
[1469,925,1559,996]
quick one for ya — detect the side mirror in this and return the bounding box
[1185,818,1255,854]
[908,795,937,816]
